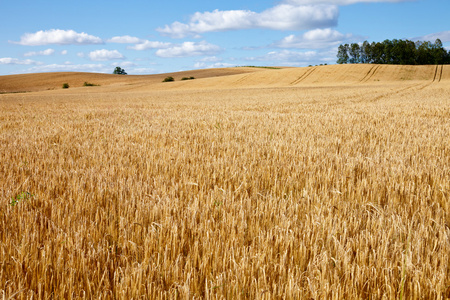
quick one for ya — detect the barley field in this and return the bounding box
[1,65,449,299]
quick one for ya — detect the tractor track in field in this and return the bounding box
[432,65,439,82]
[363,84,419,103]
[235,74,253,84]
[350,81,430,104]
[360,65,381,83]
[290,67,316,85]
[431,64,444,83]
[437,64,443,82]
[415,65,444,90]
[368,65,445,101]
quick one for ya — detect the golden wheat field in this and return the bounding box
[1,64,449,299]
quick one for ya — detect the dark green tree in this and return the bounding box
[336,44,350,64]
[382,39,394,64]
[432,39,447,64]
[399,40,417,65]
[337,38,449,65]
[113,66,127,75]
[371,42,385,64]
[349,43,361,63]
[360,41,370,64]
[416,41,432,64]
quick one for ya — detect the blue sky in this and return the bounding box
[1,0,449,75]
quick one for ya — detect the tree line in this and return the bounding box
[337,39,450,65]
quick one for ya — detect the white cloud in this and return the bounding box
[246,50,320,65]
[283,0,411,5]
[266,50,319,62]
[108,35,144,44]
[128,40,172,51]
[15,29,103,46]
[25,62,155,75]
[157,4,338,38]
[245,48,340,66]
[414,31,450,43]
[155,41,221,58]
[88,49,124,61]
[194,61,235,69]
[128,67,158,75]
[274,28,355,49]
[0,57,41,65]
[24,48,55,57]
[26,63,110,73]
[61,50,68,55]
[258,4,338,30]
[199,56,223,62]
[114,61,138,68]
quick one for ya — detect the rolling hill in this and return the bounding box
[0,64,448,94]
[0,67,265,93]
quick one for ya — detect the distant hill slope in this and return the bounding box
[1,65,448,93]
[0,67,265,93]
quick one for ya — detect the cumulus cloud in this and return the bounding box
[283,0,411,5]
[155,41,221,58]
[274,28,355,49]
[246,48,341,66]
[264,50,319,62]
[108,35,144,44]
[193,61,235,69]
[193,56,234,68]
[24,48,55,57]
[26,63,109,73]
[61,50,68,55]
[414,30,450,43]
[25,62,155,75]
[128,40,172,51]
[0,57,41,65]
[129,67,158,75]
[14,29,103,46]
[199,56,223,63]
[88,49,125,61]
[115,61,138,68]
[157,4,338,38]
[245,50,323,65]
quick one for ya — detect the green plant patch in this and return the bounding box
[163,76,175,82]
[10,191,34,206]
[83,82,100,87]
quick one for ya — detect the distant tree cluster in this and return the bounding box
[337,39,450,65]
[113,66,127,75]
